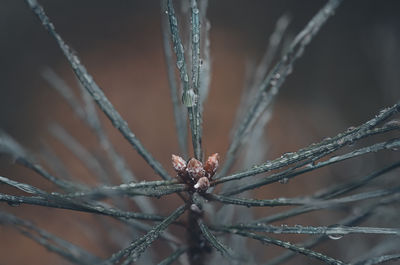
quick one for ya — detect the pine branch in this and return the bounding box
[157,247,188,265]
[0,131,80,191]
[353,254,400,265]
[166,0,202,160]
[190,0,203,160]
[253,14,291,89]
[198,0,211,107]
[252,188,400,225]
[43,68,138,184]
[198,219,237,260]
[64,181,187,199]
[215,104,400,185]
[0,176,165,221]
[224,126,399,196]
[161,0,189,158]
[222,135,400,195]
[251,162,400,224]
[103,205,186,265]
[265,201,378,265]
[41,67,86,119]
[312,161,400,200]
[229,13,290,176]
[225,224,400,236]
[76,80,138,184]
[219,0,344,177]
[205,193,311,207]
[0,212,100,265]
[49,124,110,184]
[208,186,399,214]
[77,81,159,212]
[220,228,346,265]
[39,141,74,180]
[44,68,159,213]
[25,0,171,181]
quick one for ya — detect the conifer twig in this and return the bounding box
[0,176,165,221]
[25,0,171,181]
[198,219,237,260]
[166,0,202,160]
[49,124,110,184]
[161,0,189,158]
[219,0,344,176]
[0,131,82,191]
[102,205,186,265]
[215,103,400,185]
[252,162,400,224]
[0,212,100,265]
[353,254,400,265]
[190,0,203,160]
[264,201,379,265]
[224,224,400,236]
[157,247,188,265]
[219,228,346,265]
[221,135,400,195]
[64,181,188,199]
[209,187,400,210]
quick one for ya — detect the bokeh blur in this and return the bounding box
[0,0,399,264]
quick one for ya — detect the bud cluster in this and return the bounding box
[171,153,219,192]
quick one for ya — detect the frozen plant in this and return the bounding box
[0,0,400,264]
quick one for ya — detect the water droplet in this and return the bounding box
[305,163,313,169]
[72,55,80,65]
[279,178,289,184]
[184,74,189,82]
[94,206,104,211]
[171,17,178,26]
[176,60,184,69]
[337,138,345,145]
[346,126,356,133]
[291,153,299,160]
[92,92,101,100]
[328,234,343,240]
[182,89,198,107]
[179,43,184,53]
[7,201,21,207]
[193,34,200,43]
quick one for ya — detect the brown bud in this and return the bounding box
[204,153,220,179]
[172,154,186,173]
[186,158,205,181]
[194,176,210,191]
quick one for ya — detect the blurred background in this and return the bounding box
[0,0,399,264]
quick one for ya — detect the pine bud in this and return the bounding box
[204,153,220,179]
[186,158,205,181]
[171,154,186,173]
[194,176,210,191]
